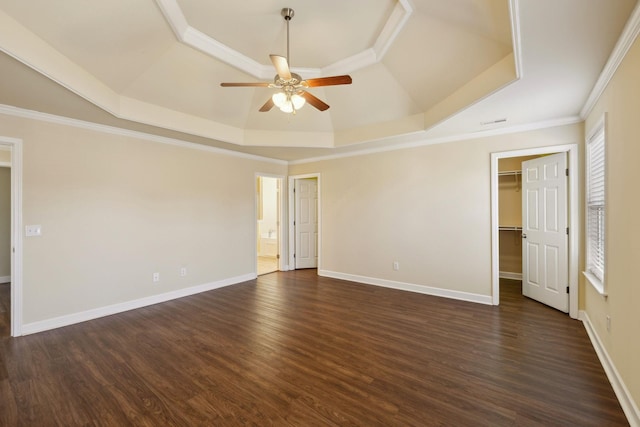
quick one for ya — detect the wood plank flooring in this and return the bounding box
[0,282,9,338]
[257,256,278,276]
[0,272,628,426]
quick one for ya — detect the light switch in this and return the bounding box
[25,225,42,237]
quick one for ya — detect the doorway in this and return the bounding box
[288,174,320,270]
[491,144,579,318]
[256,175,283,276]
[0,154,10,337]
[0,136,22,337]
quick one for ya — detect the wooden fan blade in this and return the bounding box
[270,55,292,81]
[259,98,275,112]
[304,75,352,87]
[220,82,270,87]
[301,91,330,111]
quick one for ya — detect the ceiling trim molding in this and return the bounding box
[509,0,523,78]
[0,104,287,165]
[289,116,582,165]
[580,1,640,119]
[183,26,272,79]
[155,0,413,78]
[374,0,414,59]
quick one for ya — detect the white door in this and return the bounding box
[294,178,318,269]
[522,153,569,312]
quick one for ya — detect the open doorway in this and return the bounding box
[0,150,10,337]
[497,155,542,281]
[0,136,21,337]
[491,144,579,319]
[256,175,282,276]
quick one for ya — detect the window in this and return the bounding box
[585,115,606,294]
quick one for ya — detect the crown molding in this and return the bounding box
[289,115,582,165]
[155,0,412,78]
[374,0,414,60]
[509,0,523,78]
[0,103,583,166]
[0,104,287,165]
[580,2,640,119]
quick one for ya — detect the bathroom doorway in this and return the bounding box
[0,159,10,337]
[256,175,282,275]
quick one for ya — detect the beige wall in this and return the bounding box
[0,114,286,324]
[0,149,10,163]
[289,123,582,297]
[584,34,640,411]
[0,166,10,279]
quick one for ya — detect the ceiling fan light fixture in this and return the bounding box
[272,92,288,108]
[291,93,306,109]
[272,91,305,114]
[220,7,352,113]
[279,100,294,113]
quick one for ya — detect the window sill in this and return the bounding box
[583,271,607,297]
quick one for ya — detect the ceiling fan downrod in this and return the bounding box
[281,8,294,66]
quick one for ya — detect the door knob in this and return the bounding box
[522,233,527,239]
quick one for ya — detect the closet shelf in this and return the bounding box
[498,170,522,176]
[499,226,523,231]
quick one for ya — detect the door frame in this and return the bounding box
[491,144,578,318]
[288,173,321,271]
[0,136,23,336]
[255,173,285,274]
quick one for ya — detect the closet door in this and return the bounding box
[521,153,568,312]
[294,178,318,269]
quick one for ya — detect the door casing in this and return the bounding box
[0,136,23,336]
[491,144,578,319]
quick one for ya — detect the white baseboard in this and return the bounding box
[318,270,492,305]
[499,271,522,280]
[579,310,640,427]
[0,275,10,283]
[21,273,256,336]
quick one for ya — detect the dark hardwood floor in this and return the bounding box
[0,272,628,426]
[0,282,9,338]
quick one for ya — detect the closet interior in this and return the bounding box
[497,155,541,280]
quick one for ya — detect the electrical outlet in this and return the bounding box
[606,315,611,332]
[393,261,400,271]
[25,225,42,237]
[153,272,160,283]
[180,267,187,277]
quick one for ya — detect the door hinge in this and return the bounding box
[566,286,570,294]
[566,227,569,235]
[293,221,296,226]
[566,168,569,176]
[293,253,296,258]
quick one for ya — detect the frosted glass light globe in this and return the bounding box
[291,93,306,110]
[272,92,287,108]
[279,101,294,113]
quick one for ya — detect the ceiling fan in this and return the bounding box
[220,8,352,114]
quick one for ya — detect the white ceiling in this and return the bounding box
[0,0,636,161]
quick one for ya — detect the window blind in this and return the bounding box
[586,127,605,283]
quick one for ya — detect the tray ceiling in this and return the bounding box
[0,0,636,160]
